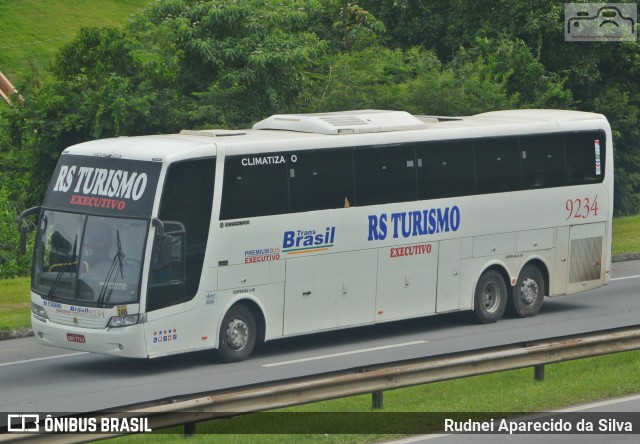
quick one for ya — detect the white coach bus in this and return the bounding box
[20,109,613,362]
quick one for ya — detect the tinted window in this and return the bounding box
[416,140,475,199]
[221,154,289,219]
[216,129,605,218]
[354,144,416,206]
[564,131,606,185]
[521,134,566,189]
[475,137,521,194]
[289,149,355,212]
[158,158,215,299]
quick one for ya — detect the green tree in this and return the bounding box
[335,1,385,52]
[2,0,639,217]
[450,37,573,109]
[307,47,518,114]
[363,0,562,61]
[0,188,33,279]
[594,85,640,216]
[128,0,327,127]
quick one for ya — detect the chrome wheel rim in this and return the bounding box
[519,277,539,307]
[226,318,249,350]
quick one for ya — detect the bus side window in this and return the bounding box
[220,154,289,219]
[353,144,416,206]
[521,134,565,189]
[475,137,521,194]
[148,223,186,312]
[148,158,215,311]
[288,148,355,212]
[564,131,606,185]
[416,140,475,199]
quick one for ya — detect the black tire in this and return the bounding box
[218,304,256,363]
[474,269,507,324]
[510,264,545,318]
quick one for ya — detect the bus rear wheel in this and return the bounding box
[218,304,256,363]
[510,264,545,317]
[474,270,507,324]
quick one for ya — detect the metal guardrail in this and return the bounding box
[2,325,640,443]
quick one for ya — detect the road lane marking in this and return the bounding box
[263,340,428,367]
[554,392,640,412]
[611,274,640,281]
[0,352,88,368]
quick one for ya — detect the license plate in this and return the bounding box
[67,333,85,343]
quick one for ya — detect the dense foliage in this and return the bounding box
[1,0,639,277]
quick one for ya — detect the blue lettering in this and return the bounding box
[325,227,335,245]
[368,214,387,241]
[437,207,450,233]
[451,206,461,230]
[390,213,402,239]
[283,231,295,248]
[367,215,377,241]
[413,211,425,236]
[428,209,437,234]
[379,215,387,240]
[283,227,337,249]
[401,212,412,238]
[368,206,461,241]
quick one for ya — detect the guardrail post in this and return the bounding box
[534,364,545,381]
[372,390,384,409]
[184,422,196,438]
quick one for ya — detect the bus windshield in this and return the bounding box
[32,210,148,307]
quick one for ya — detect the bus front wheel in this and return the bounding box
[474,270,507,324]
[510,264,545,317]
[218,304,256,363]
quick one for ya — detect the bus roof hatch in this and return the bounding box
[252,110,429,135]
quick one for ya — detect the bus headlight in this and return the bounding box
[107,314,140,328]
[32,303,49,322]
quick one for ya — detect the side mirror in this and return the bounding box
[17,206,41,255]
[152,218,169,264]
[158,234,172,266]
[152,218,164,238]
[149,220,185,287]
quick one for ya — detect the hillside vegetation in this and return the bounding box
[0,0,639,279]
[0,0,147,80]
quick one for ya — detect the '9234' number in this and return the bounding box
[566,196,599,220]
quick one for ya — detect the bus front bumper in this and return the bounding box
[31,315,148,358]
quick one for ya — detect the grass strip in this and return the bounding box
[0,277,31,331]
[612,214,640,256]
[0,0,148,80]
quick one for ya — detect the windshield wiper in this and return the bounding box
[47,235,78,302]
[116,230,125,279]
[97,230,125,307]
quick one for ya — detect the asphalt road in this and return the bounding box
[0,261,638,417]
